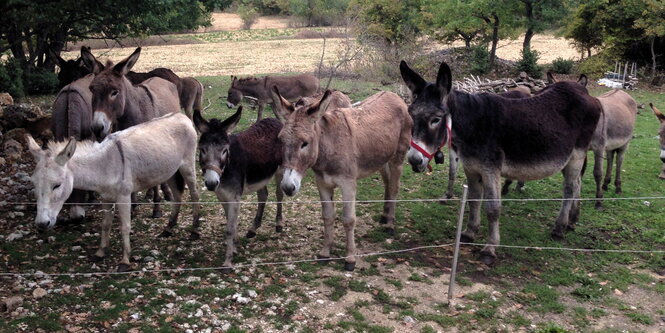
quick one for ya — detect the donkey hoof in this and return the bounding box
[89,254,105,263]
[158,230,173,238]
[479,252,496,266]
[275,225,283,233]
[220,266,233,274]
[460,234,474,243]
[615,188,622,195]
[384,227,395,237]
[117,263,132,273]
[344,261,356,271]
[316,255,331,264]
[601,184,609,191]
[189,232,201,241]
[594,202,604,211]
[379,216,389,224]
[246,230,257,239]
[151,211,163,219]
[566,223,576,231]
[550,230,565,241]
[69,216,86,225]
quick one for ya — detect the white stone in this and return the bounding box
[247,290,258,298]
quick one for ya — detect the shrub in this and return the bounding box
[237,4,259,30]
[517,48,543,78]
[576,52,613,77]
[551,57,575,74]
[0,58,25,98]
[470,45,490,75]
[23,68,59,95]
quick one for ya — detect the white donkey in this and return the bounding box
[27,112,200,272]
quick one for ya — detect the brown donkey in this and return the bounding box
[88,47,181,220]
[227,74,319,121]
[272,88,412,271]
[649,103,665,179]
[547,73,638,208]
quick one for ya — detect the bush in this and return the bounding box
[551,57,575,74]
[23,68,59,95]
[517,48,543,78]
[576,52,613,77]
[237,4,259,30]
[470,45,490,75]
[0,58,25,98]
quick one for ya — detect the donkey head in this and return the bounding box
[399,60,452,173]
[193,107,242,191]
[226,76,243,108]
[272,86,332,196]
[89,47,141,140]
[26,135,77,231]
[52,46,105,89]
[649,103,665,166]
[546,71,588,87]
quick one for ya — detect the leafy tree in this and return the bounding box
[518,0,572,52]
[634,0,665,80]
[282,0,349,26]
[420,0,488,48]
[564,1,604,58]
[348,0,423,47]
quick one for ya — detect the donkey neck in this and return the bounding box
[235,78,267,98]
[118,78,156,130]
[67,140,124,195]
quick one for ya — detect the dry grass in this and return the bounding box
[197,12,292,32]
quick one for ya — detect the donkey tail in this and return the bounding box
[174,170,185,193]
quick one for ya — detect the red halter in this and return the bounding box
[409,118,452,172]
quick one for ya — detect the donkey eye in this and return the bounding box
[111,90,119,97]
[430,118,441,126]
[53,184,61,190]
[301,142,308,149]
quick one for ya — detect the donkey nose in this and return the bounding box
[204,180,219,191]
[35,220,50,231]
[91,125,105,141]
[281,183,296,196]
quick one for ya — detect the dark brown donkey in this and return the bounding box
[227,74,319,121]
[649,103,665,179]
[88,47,181,220]
[401,61,602,264]
[50,73,96,223]
[272,88,412,271]
[547,73,638,208]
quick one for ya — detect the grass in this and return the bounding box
[3,72,665,332]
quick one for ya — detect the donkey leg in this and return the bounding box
[274,170,285,232]
[602,150,616,191]
[161,183,173,202]
[593,148,605,209]
[378,164,398,235]
[442,149,459,201]
[256,103,265,122]
[117,195,133,272]
[568,170,582,231]
[480,171,502,265]
[614,145,628,194]
[553,150,585,239]
[316,178,336,260]
[501,179,513,196]
[222,200,240,271]
[159,177,183,238]
[181,169,201,240]
[516,181,525,192]
[92,203,114,261]
[461,171,483,243]
[68,189,87,224]
[247,186,268,238]
[151,186,163,218]
[340,181,358,271]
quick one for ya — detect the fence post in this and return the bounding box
[448,184,469,303]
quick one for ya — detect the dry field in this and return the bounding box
[197,12,293,32]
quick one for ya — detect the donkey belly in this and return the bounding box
[501,157,570,181]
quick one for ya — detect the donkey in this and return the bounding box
[442,88,531,200]
[547,72,638,208]
[227,74,320,121]
[272,87,412,271]
[27,112,200,272]
[77,47,204,120]
[50,73,96,223]
[52,48,92,89]
[87,47,180,218]
[649,103,665,179]
[400,61,602,264]
[193,107,284,270]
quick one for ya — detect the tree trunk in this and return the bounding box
[651,36,657,84]
[488,13,500,70]
[523,0,534,52]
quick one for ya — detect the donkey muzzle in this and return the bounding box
[281,169,302,196]
[92,112,112,140]
[660,148,665,163]
[226,102,235,109]
[406,148,429,173]
[203,168,222,191]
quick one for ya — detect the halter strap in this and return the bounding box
[203,164,224,175]
[409,115,452,171]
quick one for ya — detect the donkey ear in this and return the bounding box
[306,90,333,121]
[50,49,67,68]
[577,74,588,87]
[55,137,77,166]
[80,46,102,74]
[193,109,210,133]
[113,47,141,76]
[25,134,44,161]
[270,85,294,121]
[399,60,427,100]
[546,71,557,84]
[435,61,453,104]
[221,107,242,134]
[650,103,665,123]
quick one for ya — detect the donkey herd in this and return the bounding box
[24,47,662,272]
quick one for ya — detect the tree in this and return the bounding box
[282,0,349,26]
[348,0,423,47]
[564,1,604,58]
[0,0,218,72]
[518,0,571,52]
[468,0,521,70]
[634,0,665,81]
[420,0,488,48]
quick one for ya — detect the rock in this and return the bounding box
[130,313,140,320]
[247,290,257,298]
[6,231,23,241]
[221,323,231,331]
[71,246,82,252]
[0,93,13,106]
[3,139,23,160]
[403,315,416,324]
[0,157,5,166]
[32,288,47,299]
[143,256,154,263]
[186,276,201,283]
[1,296,23,312]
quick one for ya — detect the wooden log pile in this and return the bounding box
[452,72,547,94]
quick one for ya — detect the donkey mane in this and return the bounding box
[46,139,109,159]
[237,76,261,84]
